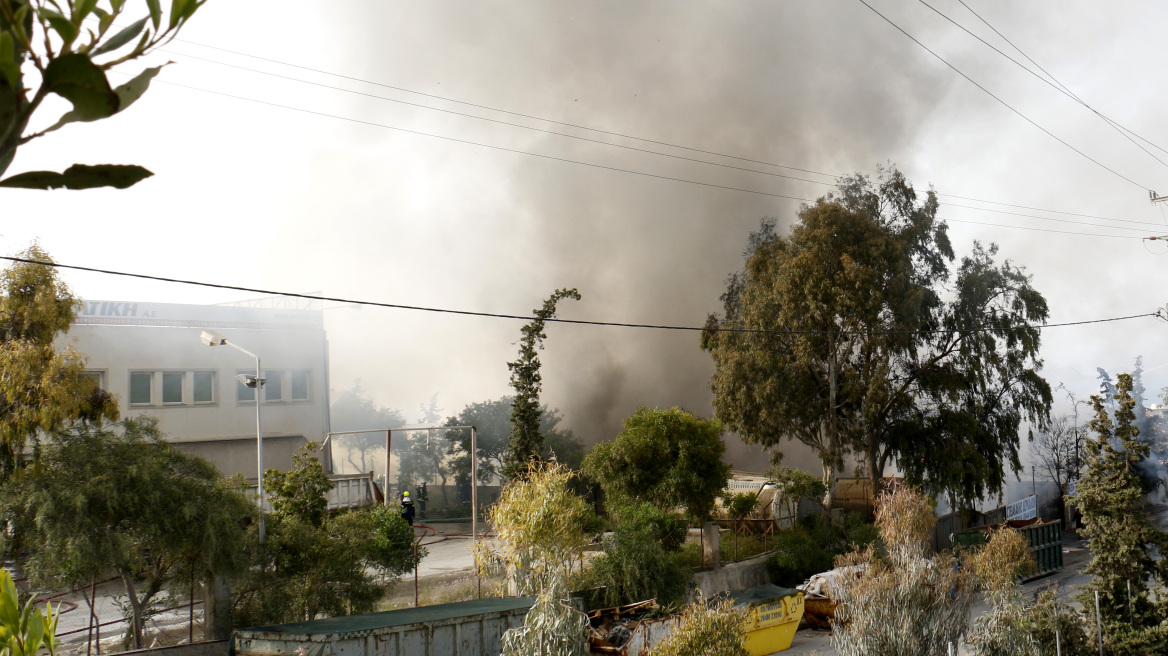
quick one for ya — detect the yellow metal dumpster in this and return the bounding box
[731,584,805,655]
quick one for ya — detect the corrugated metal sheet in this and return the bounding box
[233,598,534,656]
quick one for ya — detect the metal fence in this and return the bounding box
[16,575,205,655]
[392,523,498,609]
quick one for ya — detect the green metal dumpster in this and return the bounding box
[954,519,1063,580]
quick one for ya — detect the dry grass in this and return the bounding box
[830,486,974,656]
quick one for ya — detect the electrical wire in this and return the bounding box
[139,76,1143,240]
[855,0,1153,191]
[953,0,1168,159]
[153,41,1162,231]
[107,22,1165,229]
[918,0,1168,171]
[160,35,836,178]
[937,193,1154,224]
[941,218,1141,239]
[940,203,1161,230]
[1,255,1155,335]
[162,48,1166,233]
[147,77,812,204]
[158,49,834,189]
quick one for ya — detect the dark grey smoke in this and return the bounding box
[340,2,959,467]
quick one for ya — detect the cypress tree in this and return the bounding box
[502,288,580,481]
[1076,373,1168,637]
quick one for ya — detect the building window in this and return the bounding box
[130,372,152,405]
[162,372,183,404]
[236,373,256,402]
[265,370,283,401]
[291,370,309,401]
[83,371,105,390]
[193,371,214,404]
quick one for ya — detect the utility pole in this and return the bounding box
[1147,192,1168,241]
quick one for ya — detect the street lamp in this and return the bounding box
[201,330,267,541]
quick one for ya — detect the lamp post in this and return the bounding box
[201,330,266,541]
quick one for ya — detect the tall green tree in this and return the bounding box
[0,0,208,190]
[583,406,730,521]
[1076,373,1168,649]
[502,288,580,481]
[702,167,1051,506]
[0,244,117,479]
[1,417,252,649]
[447,396,584,490]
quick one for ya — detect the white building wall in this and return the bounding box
[62,300,330,480]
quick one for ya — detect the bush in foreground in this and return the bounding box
[647,594,747,656]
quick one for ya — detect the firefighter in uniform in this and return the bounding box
[400,490,416,526]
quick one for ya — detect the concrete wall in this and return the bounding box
[690,551,772,600]
[62,300,329,477]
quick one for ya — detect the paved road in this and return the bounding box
[413,522,478,577]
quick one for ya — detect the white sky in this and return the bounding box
[4,0,1168,468]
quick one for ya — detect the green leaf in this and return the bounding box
[0,570,18,629]
[41,602,58,656]
[36,9,77,45]
[41,53,118,121]
[0,163,153,190]
[146,0,161,30]
[169,0,189,29]
[1,1,34,50]
[112,63,165,110]
[91,16,146,56]
[23,608,42,656]
[0,32,18,87]
[74,0,99,22]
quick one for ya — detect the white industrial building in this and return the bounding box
[64,298,330,480]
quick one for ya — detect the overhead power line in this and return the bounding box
[855,0,1153,191]
[953,0,1168,159]
[143,76,1142,240]
[0,255,1155,335]
[917,0,1168,171]
[150,78,810,203]
[159,49,833,188]
[152,43,1160,232]
[161,36,836,178]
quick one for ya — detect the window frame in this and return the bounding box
[129,371,153,406]
[264,370,284,402]
[161,371,184,405]
[236,370,257,403]
[193,370,215,405]
[290,370,309,402]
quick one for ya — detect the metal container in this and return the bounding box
[954,519,1063,580]
[232,598,534,656]
[731,584,804,655]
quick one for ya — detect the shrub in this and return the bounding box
[1103,623,1168,656]
[765,529,834,587]
[574,501,690,609]
[647,595,747,656]
[477,462,594,656]
[1017,589,1093,656]
[966,529,1040,656]
[574,533,691,609]
[830,486,974,656]
[842,511,880,549]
